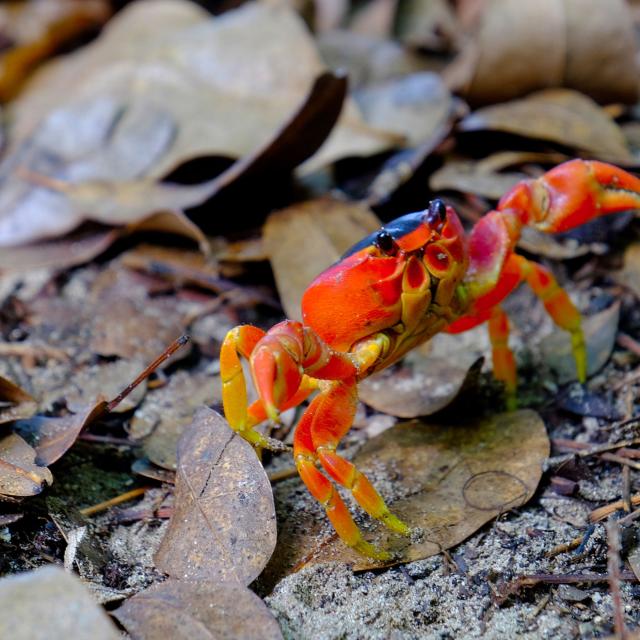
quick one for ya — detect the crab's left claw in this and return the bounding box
[499,159,640,233]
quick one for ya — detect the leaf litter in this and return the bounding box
[0,1,639,638]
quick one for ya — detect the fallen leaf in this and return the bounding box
[131,458,175,485]
[446,0,638,106]
[263,198,381,320]
[354,72,453,146]
[154,407,277,585]
[541,302,620,384]
[17,400,107,466]
[614,242,640,299]
[113,579,283,640]
[0,432,52,497]
[359,348,484,418]
[0,0,110,102]
[317,29,432,91]
[395,0,459,51]
[430,160,525,200]
[0,565,120,639]
[459,89,634,164]
[0,1,394,246]
[0,374,36,423]
[130,370,220,470]
[263,410,548,583]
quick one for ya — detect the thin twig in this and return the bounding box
[80,487,149,517]
[545,535,584,558]
[545,437,640,471]
[600,453,640,472]
[622,465,632,513]
[268,466,299,483]
[607,519,628,639]
[591,494,640,523]
[106,335,190,412]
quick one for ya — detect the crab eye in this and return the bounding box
[425,199,447,228]
[374,230,398,255]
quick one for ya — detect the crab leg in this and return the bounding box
[487,307,518,410]
[294,378,408,560]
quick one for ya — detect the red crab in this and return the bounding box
[221,159,640,560]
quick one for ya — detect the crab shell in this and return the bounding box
[301,207,468,352]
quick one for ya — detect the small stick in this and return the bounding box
[106,335,190,412]
[600,453,640,472]
[607,519,628,639]
[590,494,640,523]
[80,487,149,517]
[545,534,584,558]
[268,466,299,483]
[545,437,640,471]
[622,466,632,513]
[617,333,640,357]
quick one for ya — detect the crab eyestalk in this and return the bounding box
[498,159,640,233]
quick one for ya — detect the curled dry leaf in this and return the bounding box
[154,407,276,585]
[0,374,36,424]
[0,0,393,247]
[0,565,120,640]
[541,302,620,384]
[459,89,634,164]
[264,198,381,320]
[0,433,53,498]
[113,579,283,640]
[446,0,638,106]
[17,400,107,467]
[263,410,548,583]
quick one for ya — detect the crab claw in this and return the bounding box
[250,327,304,423]
[498,159,640,233]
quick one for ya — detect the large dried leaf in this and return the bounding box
[113,579,283,640]
[446,0,638,106]
[459,89,633,163]
[263,410,548,584]
[0,1,394,246]
[154,407,277,585]
[0,565,120,640]
[0,432,52,497]
[264,198,381,320]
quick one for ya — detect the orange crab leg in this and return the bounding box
[294,379,407,560]
[487,306,517,410]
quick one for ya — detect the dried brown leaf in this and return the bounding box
[354,72,453,147]
[0,432,52,497]
[614,242,640,299]
[264,198,381,320]
[130,370,220,470]
[541,303,620,384]
[263,410,548,583]
[0,565,120,639]
[446,0,638,106]
[0,1,394,246]
[0,0,111,103]
[18,400,107,467]
[430,160,525,200]
[0,374,36,424]
[113,579,283,640]
[154,407,276,585]
[359,346,483,418]
[459,89,633,163]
